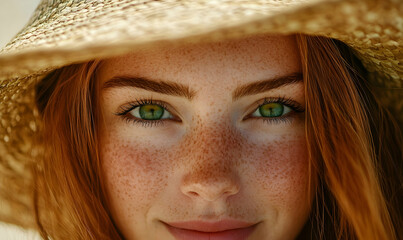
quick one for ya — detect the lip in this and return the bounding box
[162,219,258,240]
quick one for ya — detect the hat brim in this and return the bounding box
[0,0,401,86]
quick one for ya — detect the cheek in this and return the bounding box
[248,134,310,211]
[101,134,169,220]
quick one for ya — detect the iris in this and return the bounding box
[259,103,284,117]
[139,105,164,120]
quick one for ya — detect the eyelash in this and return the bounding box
[116,98,172,128]
[115,97,305,128]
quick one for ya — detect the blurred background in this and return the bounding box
[1,1,42,239]
[0,0,40,47]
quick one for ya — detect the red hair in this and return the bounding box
[297,35,402,239]
[34,60,122,239]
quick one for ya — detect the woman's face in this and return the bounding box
[98,35,311,240]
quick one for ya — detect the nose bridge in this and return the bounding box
[180,122,242,201]
[187,122,240,171]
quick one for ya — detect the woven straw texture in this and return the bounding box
[0,0,402,229]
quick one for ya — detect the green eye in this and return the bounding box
[252,102,291,118]
[130,104,172,120]
[139,105,164,120]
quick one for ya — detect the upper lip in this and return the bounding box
[163,219,257,232]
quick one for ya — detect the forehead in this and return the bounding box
[98,34,301,87]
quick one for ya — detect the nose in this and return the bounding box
[179,125,242,202]
[180,175,240,202]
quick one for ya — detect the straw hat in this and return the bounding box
[0,0,402,230]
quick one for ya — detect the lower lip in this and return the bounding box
[164,223,257,240]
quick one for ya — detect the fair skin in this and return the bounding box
[98,34,311,240]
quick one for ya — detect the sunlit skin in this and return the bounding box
[98,35,312,240]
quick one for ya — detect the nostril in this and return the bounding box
[189,191,199,197]
[180,174,241,202]
[181,181,240,202]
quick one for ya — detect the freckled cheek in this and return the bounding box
[101,139,170,217]
[250,136,310,207]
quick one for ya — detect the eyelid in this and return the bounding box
[246,96,305,115]
[243,96,305,120]
[115,98,181,121]
[259,97,304,111]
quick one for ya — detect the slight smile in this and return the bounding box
[161,219,259,240]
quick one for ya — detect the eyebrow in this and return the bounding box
[102,72,303,101]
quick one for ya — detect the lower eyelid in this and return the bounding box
[246,110,303,124]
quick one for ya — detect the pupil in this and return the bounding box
[139,105,164,120]
[259,103,284,117]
